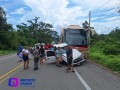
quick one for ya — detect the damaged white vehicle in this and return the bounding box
[45,43,85,66]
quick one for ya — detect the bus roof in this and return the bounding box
[65,25,83,29]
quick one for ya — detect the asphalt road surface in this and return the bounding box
[0,54,120,90]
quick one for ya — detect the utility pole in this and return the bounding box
[88,11,91,52]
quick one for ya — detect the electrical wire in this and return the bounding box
[108,3,120,11]
[92,0,112,13]
[106,18,120,22]
[91,3,120,21]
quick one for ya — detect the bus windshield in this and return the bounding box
[65,29,88,46]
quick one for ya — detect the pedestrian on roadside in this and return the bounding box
[66,45,75,72]
[17,44,23,62]
[22,46,30,69]
[55,47,62,67]
[33,46,40,70]
[39,45,45,65]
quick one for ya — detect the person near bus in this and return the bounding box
[66,45,75,72]
[55,47,62,67]
[33,46,40,70]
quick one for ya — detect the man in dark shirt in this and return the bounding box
[39,45,45,65]
[66,45,75,72]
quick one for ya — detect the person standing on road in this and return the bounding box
[39,45,45,65]
[33,46,40,70]
[22,46,30,69]
[17,44,23,62]
[66,45,75,72]
[55,47,62,67]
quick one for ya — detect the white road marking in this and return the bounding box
[0,55,16,61]
[75,69,92,90]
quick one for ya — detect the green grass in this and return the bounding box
[0,50,16,56]
[90,47,120,72]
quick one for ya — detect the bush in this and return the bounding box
[106,59,120,72]
[90,52,108,65]
[103,45,120,55]
[0,50,16,55]
[0,44,10,50]
[90,47,120,72]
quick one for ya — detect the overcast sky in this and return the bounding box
[0,0,120,34]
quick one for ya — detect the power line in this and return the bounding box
[109,3,120,11]
[107,18,120,21]
[99,3,120,15]
[91,15,120,22]
[91,3,120,18]
[92,0,112,13]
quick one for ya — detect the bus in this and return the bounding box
[60,25,89,58]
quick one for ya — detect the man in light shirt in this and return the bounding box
[22,47,30,69]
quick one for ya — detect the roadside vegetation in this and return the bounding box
[90,27,120,72]
[0,50,16,55]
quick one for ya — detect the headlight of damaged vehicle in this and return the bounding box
[73,55,84,63]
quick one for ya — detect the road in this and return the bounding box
[0,54,120,90]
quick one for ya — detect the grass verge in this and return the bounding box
[0,50,16,56]
[90,48,120,73]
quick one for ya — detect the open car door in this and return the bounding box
[45,50,56,63]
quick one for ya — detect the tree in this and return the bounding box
[82,20,89,29]
[0,7,6,31]
[0,7,17,50]
[17,17,58,45]
[0,7,13,31]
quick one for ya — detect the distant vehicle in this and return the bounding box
[45,43,85,66]
[60,25,89,58]
[34,43,45,46]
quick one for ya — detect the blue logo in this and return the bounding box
[8,78,35,87]
[8,78,19,87]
